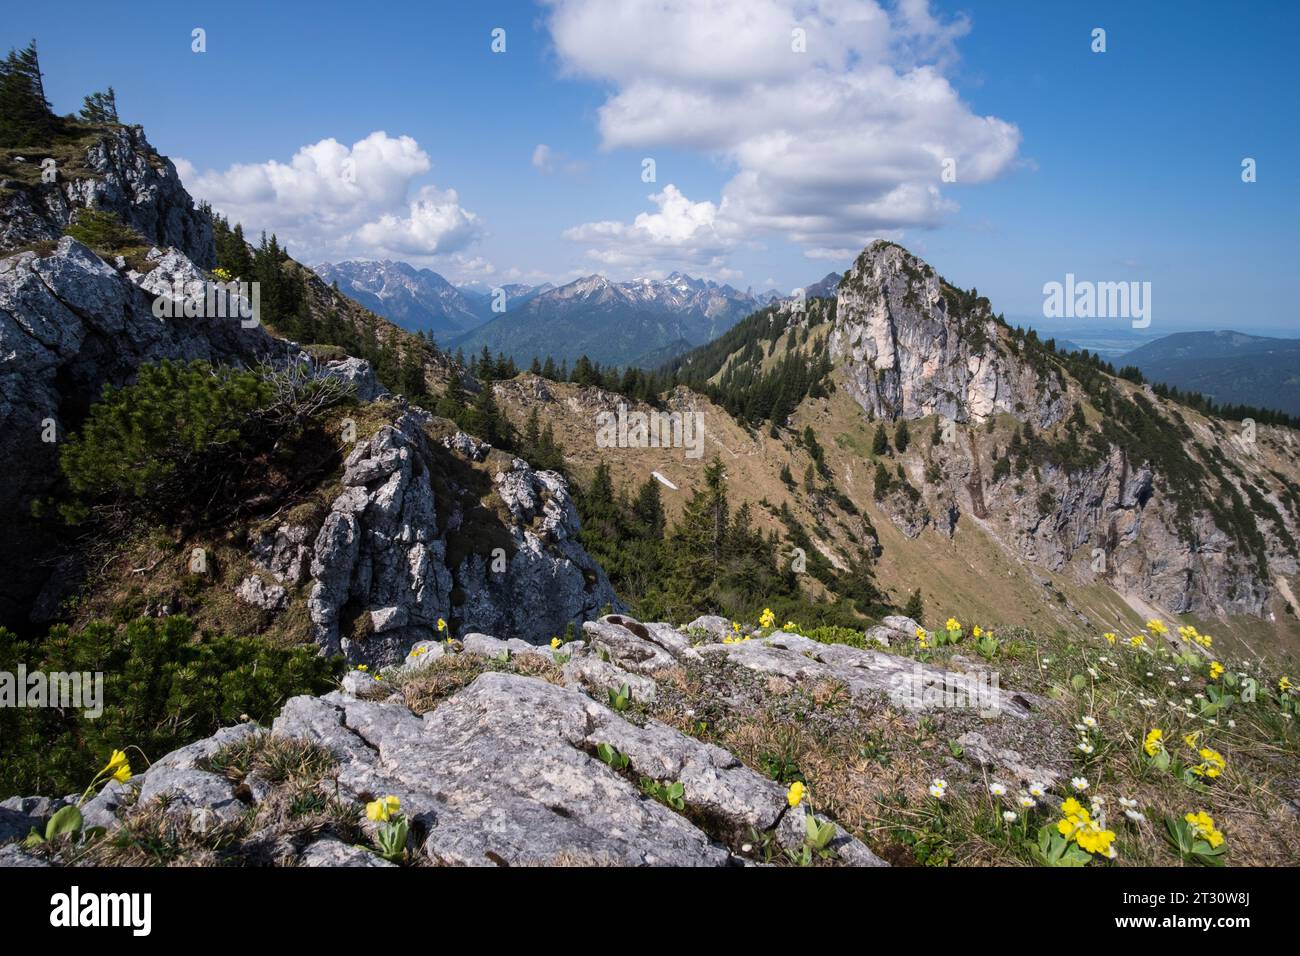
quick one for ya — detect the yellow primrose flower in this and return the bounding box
[783,621,797,630]
[357,664,368,672]
[1208,661,1224,680]
[1185,810,1225,848]
[411,646,427,658]
[944,617,961,633]
[437,618,447,632]
[1190,748,1226,778]
[1129,635,1146,647]
[759,608,776,629]
[366,795,401,823]
[1075,823,1117,856]
[1280,676,1293,693]
[732,621,741,633]
[1143,728,1164,757]
[786,781,806,808]
[550,637,562,649]
[1147,619,1168,636]
[104,749,132,783]
[972,625,983,639]
[1197,634,1213,648]
[1103,632,1117,644]
[1183,731,1201,748]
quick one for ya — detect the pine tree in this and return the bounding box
[894,419,910,453]
[79,86,118,123]
[632,476,665,540]
[903,588,924,625]
[872,461,892,500]
[872,423,890,457]
[0,41,57,146]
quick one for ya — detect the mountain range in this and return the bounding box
[315,259,827,368]
[1119,330,1300,416]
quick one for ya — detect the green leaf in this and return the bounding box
[44,804,83,841]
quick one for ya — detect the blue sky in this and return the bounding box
[6,0,1297,335]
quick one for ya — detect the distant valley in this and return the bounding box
[315,259,840,368]
[1119,330,1300,416]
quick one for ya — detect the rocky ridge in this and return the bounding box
[830,241,1299,620]
[831,241,1064,427]
[0,613,1060,867]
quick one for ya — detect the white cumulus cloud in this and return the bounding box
[179,131,485,265]
[562,183,739,271]
[546,0,1020,258]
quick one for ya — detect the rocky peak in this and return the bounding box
[831,241,1064,428]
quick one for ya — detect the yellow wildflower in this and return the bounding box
[105,749,132,784]
[759,608,776,629]
[1075,822,1117,856]
[1147,619,1169,636]
[437,618,447,632]
[945,617,961,633]
[786,781,806,808]
[1128,635,1146,647]
[1103,632,1117,644]
[550,637,562,649]
[1281,676,1293,693]
[1208,661,1224,680]
[366,795,401,823]
[357,664,368,672]
[972,625,983,638]
[1184,811,1225,848]
[1143,728,1164,757]
[1190,748,1225,779]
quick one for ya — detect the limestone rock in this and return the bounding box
[235,574,288,612]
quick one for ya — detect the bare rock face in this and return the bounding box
[831,241,1064,428]
[0,125,214,267]
[982,445,1272,616]
[308,411,455,665]
[305,412,620,667]
[455,460,622,642]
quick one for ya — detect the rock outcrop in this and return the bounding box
[0,124,214,266]
[2,614,1063,867]
[303,411,620,666]
[831,241,1064,427]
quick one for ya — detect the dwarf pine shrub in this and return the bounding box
[0,615,338,798]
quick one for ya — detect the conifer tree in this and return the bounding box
[872,423,890,457]
[79,86,118,123]
[894,418,911,453]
